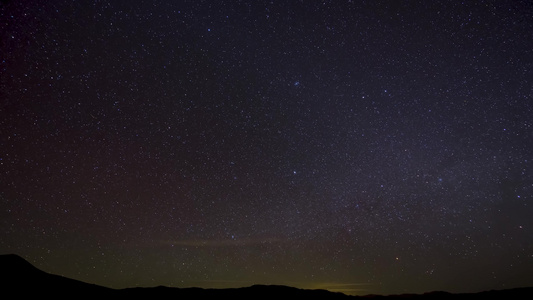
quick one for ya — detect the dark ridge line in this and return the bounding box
[1,254,532,299]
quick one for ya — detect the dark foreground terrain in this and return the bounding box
[1,254,531,299]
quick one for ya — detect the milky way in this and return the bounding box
[1,0,532,295]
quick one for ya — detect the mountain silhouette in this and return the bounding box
[1,254,532,299]
[0,254,116,297]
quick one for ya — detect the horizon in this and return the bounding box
[1,0,532,297]
[2,253,531,297]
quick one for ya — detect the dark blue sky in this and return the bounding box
[1,0,532,295]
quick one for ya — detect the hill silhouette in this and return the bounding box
[0,253,115,297]
[1,254,532,299]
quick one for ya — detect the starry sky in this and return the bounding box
[1,0,533,296]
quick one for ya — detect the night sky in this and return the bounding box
[1,0,533,296]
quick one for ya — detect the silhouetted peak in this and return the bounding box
[0,254,42,276]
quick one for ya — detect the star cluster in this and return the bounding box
[1,0,532,296]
